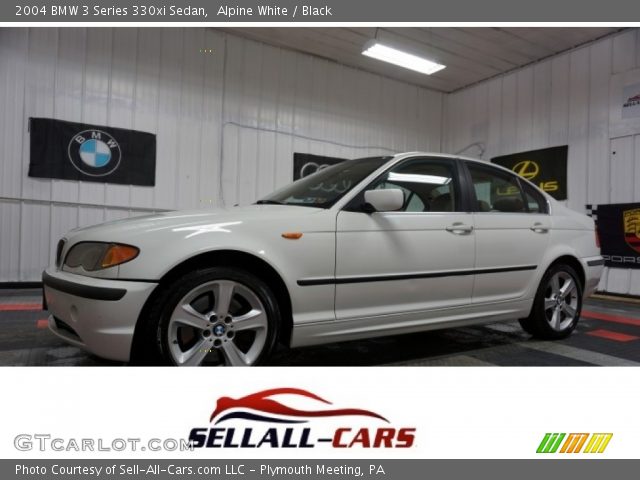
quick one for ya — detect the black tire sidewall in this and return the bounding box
[530,264,583,339]
[147,267,280,366]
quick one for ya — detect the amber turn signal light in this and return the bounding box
[281,232,303,240]
[101,244,140,268]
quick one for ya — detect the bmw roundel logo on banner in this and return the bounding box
[68,129,122,177]
[28,117,156,186]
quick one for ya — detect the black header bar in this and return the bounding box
[4,0,640,23]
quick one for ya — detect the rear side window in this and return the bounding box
[521,180,548,214]
[467,163,527,213]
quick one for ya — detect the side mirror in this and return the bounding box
[363,189,404,213]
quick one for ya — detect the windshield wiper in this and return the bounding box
[255,199,285,205]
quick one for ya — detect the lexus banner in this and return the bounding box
[588,202,640,269]
[491,146,568,200]
[28,117,156,186]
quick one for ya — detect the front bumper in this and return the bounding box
[43,268,157,362]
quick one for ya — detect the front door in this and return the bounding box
[335,157,475,321]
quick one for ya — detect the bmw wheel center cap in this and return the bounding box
[213,324,226,337]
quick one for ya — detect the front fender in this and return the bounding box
[117,212,337,325]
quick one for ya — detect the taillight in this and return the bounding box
[595,229,600,248]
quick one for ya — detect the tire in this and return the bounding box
[133,267,280,366]
[518,264,582,340]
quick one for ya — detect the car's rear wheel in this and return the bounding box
[136,267,280,366]
[518,264,582,339]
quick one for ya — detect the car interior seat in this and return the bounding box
[492,197,525,212]
[477,200,491,212]
[431,193,453,212]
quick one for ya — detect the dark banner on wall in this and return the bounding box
[587,203,640,269]
[491,146,568,200]
[293,153,347,181]
[28,117,156,186]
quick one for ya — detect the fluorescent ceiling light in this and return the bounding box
[388,172,450,185]
[362,42,445,76]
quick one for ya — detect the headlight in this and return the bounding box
[64,242,139,271]
[55,239,66,268]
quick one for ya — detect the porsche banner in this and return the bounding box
[588,202,640,269]
[293,153,347,181]
[28,117,156,186]
[491,146,568,200]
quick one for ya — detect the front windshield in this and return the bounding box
[258,156,391,208]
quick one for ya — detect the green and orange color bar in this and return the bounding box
[537,433,612,453]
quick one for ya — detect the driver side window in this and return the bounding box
[371,159,457,212]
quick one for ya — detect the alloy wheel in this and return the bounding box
[167,280,268,366]
[543,271,579,332]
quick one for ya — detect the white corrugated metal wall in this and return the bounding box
[220,35,442,206]
[0,28,442,282]
[443,28,640,296]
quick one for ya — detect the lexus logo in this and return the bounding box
[512,160,540,180]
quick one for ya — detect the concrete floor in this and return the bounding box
[1,289,639,366]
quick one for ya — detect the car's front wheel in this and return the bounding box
[137,267,280,366]
[519,264,583,339]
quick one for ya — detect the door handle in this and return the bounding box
[530,222,549,233]
[446,223,474,235]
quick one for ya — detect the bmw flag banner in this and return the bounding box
[28,117,156,186]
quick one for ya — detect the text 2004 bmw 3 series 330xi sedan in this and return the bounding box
[43,153,604,366]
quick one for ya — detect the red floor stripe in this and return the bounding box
[36,319,49,329]
[581,309,640,327]
[0,303,42,312]
[586,329,639,342]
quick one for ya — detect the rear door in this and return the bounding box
[464,161,551,304]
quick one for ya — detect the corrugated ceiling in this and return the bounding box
[224,27,624,92]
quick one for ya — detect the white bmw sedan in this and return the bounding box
[43,153,604,366]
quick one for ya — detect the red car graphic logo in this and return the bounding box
[209,388,389,424]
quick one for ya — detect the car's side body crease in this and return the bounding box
[297,264,538,286]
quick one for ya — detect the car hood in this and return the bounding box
[66,205,329,243]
